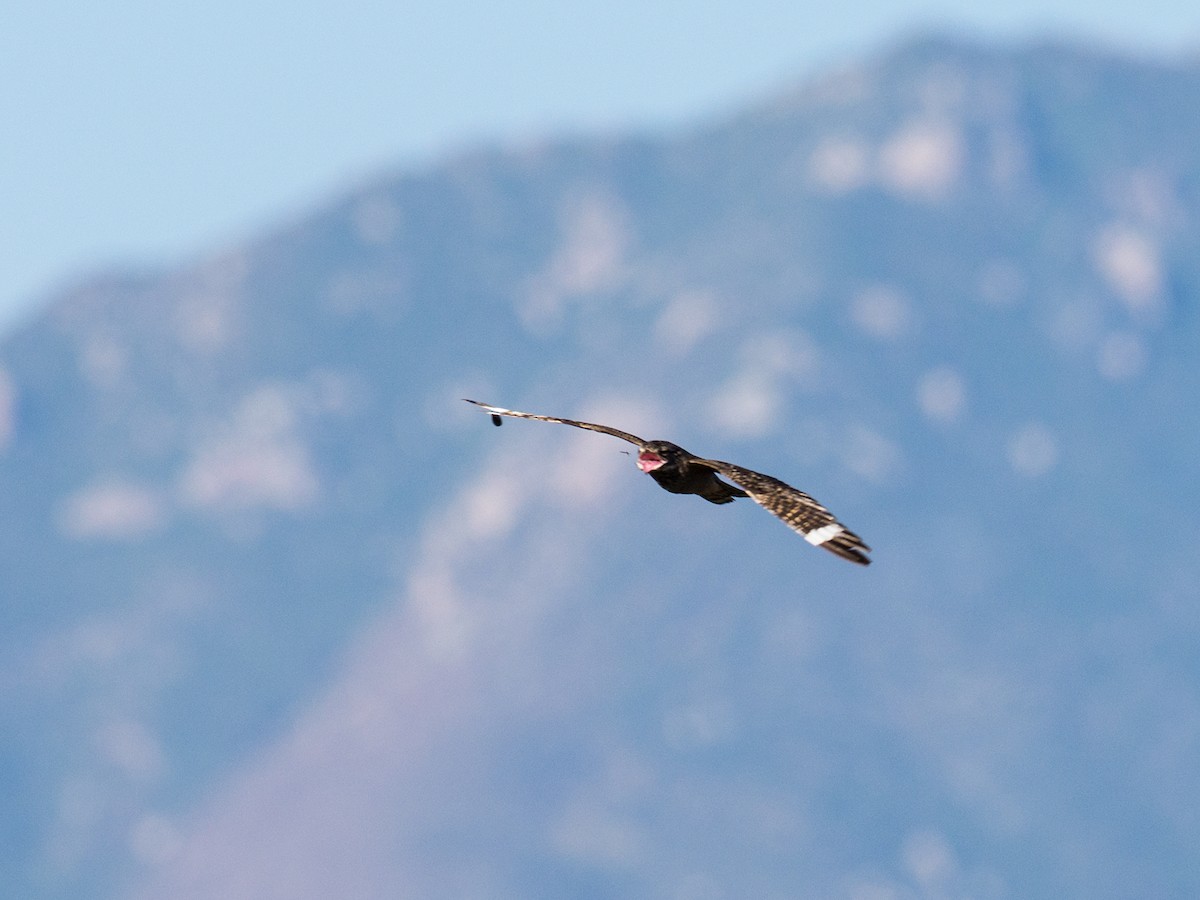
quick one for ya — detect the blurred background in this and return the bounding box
[4,2,1200,898]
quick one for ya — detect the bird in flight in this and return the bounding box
[464,399,871,565]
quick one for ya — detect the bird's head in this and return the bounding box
[637,440,687,473]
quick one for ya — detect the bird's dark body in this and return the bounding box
[641,440,748,504]
[462,399,871,564]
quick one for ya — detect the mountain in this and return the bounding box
[3,33,1200,899]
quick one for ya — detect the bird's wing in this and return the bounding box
[463,399,647,447]
[694,459,871,565]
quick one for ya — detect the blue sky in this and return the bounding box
[4,0,1199,332]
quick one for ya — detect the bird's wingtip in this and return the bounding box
[828,535,872,566]
[462,398,504,425]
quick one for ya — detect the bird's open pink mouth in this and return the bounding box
[637,450,665,472]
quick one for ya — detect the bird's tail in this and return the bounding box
[697,479,750,505]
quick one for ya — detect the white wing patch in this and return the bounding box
[471,402,516,415]
[803,522,844,546]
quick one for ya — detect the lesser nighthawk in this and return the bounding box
[464,399,871,565]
